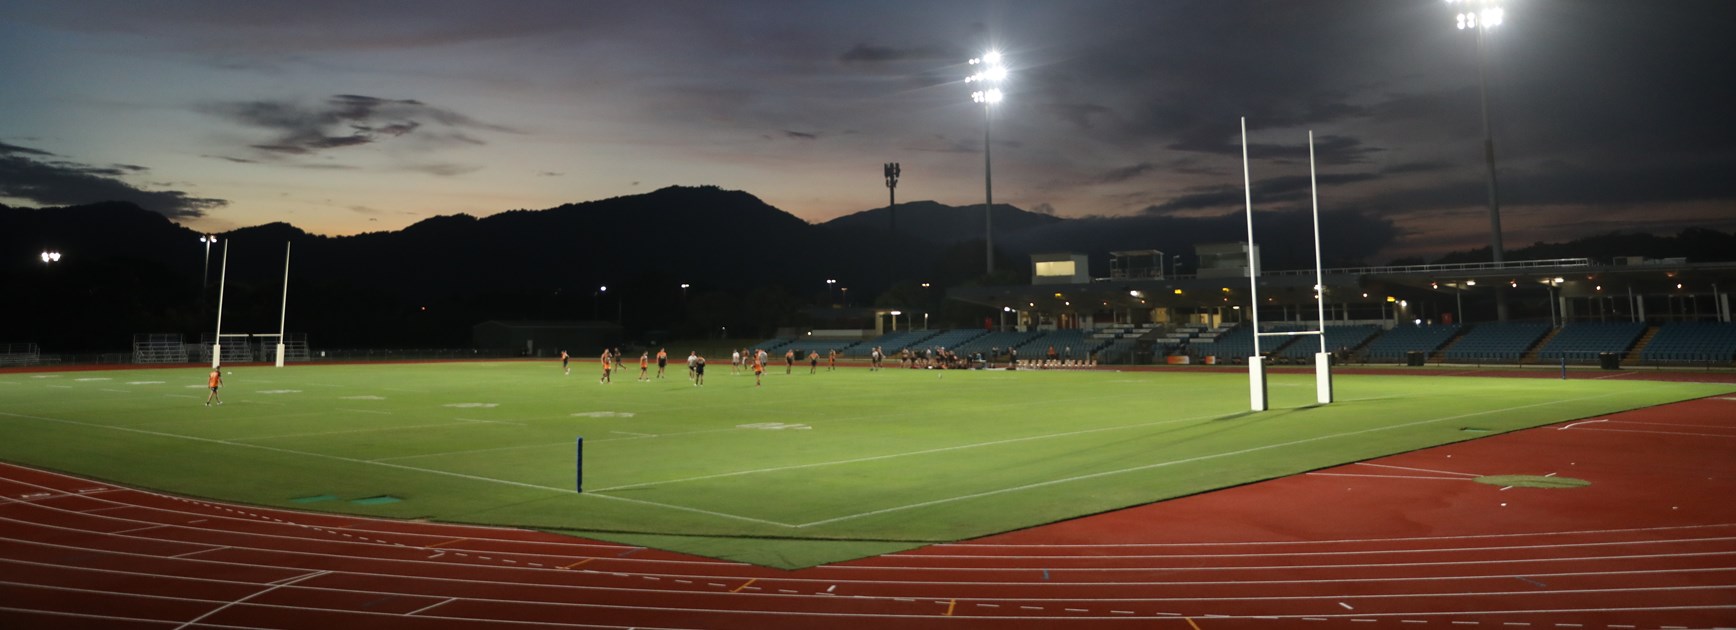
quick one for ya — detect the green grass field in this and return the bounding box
[2,361,1730,568]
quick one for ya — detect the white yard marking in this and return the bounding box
[256,389,302,394]
[125,381,165,385]
[340,395,386,400]
[736,422,811,431]
[73,377,112,382]
[572,411,636,418]
[442,402,498,409]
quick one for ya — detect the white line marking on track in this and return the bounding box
[175,570,329,629]
[1358,462,1482,477]
[404,597,453,616]
[1308,472,1472,481]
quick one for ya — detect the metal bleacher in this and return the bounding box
[0,342,41,367]
[132,333,189,364]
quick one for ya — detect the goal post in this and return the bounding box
[1240,120,1334,411]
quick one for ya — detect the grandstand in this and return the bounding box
[849,329,941,357]
[1535,322,1646,363]
[1439,322,1552,363]
[1360,324,1460,363]
[1638,322,1736,364]
[900,329,987,354]
[1273,324,1381,360]
[1188,324,1255,361]
[952,330,1040,358]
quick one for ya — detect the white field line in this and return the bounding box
[229,421,487,442]
[875,536,1736,561]
[1356,462,1482,477]
[369,440,574,462]
[795,393,1624,528]
[588,410,1236,493]
[0,409,782,525]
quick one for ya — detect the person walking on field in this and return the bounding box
[808,350,820,374]
[204,366,223,406]
[694,353,707,386]
[785,349,795,374]
[687,351,699,383]
[638,351,650,381]
[560,350,570,375]
[753,355,764,386]
[828,349,837,371]
[656,348,668,379]
[599,350,612,384]
[731,348,742,375]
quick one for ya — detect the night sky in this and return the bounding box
[3,0,1734,260]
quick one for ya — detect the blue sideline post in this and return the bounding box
[575,436,584,493]
[1560,356,1567,380]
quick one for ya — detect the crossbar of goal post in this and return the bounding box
[1241,121,1333,411]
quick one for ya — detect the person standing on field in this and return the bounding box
[599,350,612,384]
[828,349,837,371]
[204,366,223,406]
[694,353,707,386]
[560,350,570,375]
[731,348,742,375]
[687,351,699,382]
[656,348,668,378]
[638,351,650,381]
[785,348,795,374]
[808,350,819,374]
[753,355,764,386]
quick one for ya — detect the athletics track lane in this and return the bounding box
[0,396,1732,629]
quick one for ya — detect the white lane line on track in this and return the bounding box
[1565,427,1736,439]
[174,570,330,630]
[1308,472,1473,481]
[404,596,454,616]
[935,523,1736,549]
[1356,462,1483,477]
[799,393,1627,528]
[879,536,1736,561]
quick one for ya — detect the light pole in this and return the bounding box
[680,283,690,301]
[1451,0,1509,320]
[840,287,849,307]
[825,278,837,306]
[968,50,1006,275]
[199,235,216,288]
[884,162,900,234]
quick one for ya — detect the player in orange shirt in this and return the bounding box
[828,349,837,371]
[599,350,612,384]
[753,356,764,386]
[204,366,223,406]
[638,351,650,381]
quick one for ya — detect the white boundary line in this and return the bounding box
[1356,462,1483,477]
[173,569,330,629]
[0,410,782,527]
[1567,427,1736,439]
[1307,472,1471,481]
[795,394,1622,528]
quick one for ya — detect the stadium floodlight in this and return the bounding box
[40,251,61,263]
[1448,0,1509,320]
[199,235,217,288]
[890,310,903,332]
[967,50,1007,274]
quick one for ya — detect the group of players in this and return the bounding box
[558,346,842,387]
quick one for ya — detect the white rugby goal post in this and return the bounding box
[1240,118,1333,411]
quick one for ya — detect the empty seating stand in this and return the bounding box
[1441,323,1551,363]
[1274,324,1381,360]
[1361,325,1460,363]
[1536,322,1646,363]
[1639,322,1736,364]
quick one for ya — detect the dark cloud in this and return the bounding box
[0,143,225,218]
[784,130,818,141]
[838,43,950,65]
[202,94,513,161]
[1096,162,1155,185]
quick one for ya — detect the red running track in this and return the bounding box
[1,396,1733,629]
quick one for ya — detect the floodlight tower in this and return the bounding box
[884,162,901,234]
[967,50,1006,275]
[1451,0,1509,321]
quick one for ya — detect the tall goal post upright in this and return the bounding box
[1309,131,1333,404]
[1240,117,1267,411]
[1242,122,1335,411]
[275,242,291,368]
[211,240,229,369]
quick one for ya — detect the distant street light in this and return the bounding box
[840,287,849,307]
[595,285,607,320]
[968,50,1006,275]
[1449,0,1509,320]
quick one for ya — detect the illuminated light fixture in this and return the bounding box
[40,251,62,263]
[679,283,690,289]
[920,282,931,288]
[1128,289,1143,298]
[1003,306,1013,312]
[598,285,607,292]
[1466,280,1477,286]
[1595,286,1602,291]
[1677,283,1683,289]
[1064,301,1070,306]
[1221,287,1231,293]
[1431,282,1439,289]
[1554,277,1564,283]
[1400,300,1409,307]
[890,310,902,316]
[1173,289,1183,295]
[1362,293,1369,298]
[1053,292,1064,298]
[1386,296,1397,303]
[1450,0,1504,30]
[1510,280,1517,288]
